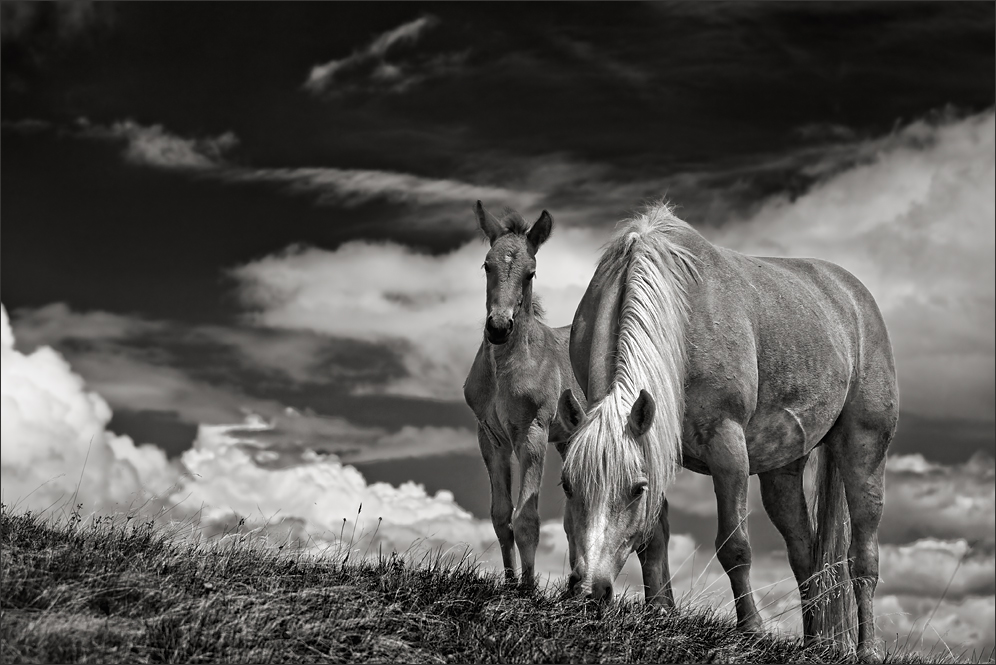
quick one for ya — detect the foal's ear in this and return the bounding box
[527,210,553,251]
[628,389,656,438]
[558,388,586,435]
[475,201,505,244]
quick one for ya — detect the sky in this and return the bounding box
[2,1,994,657]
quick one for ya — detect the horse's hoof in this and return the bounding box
[736,617,764,635]
[647,595,675,611]
[857,644,883,664]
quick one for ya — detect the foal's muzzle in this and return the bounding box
[485,316,513,344]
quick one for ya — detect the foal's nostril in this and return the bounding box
[485,317,513,344]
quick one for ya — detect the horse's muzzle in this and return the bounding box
[569,572,613,604]
[486,316,513,344]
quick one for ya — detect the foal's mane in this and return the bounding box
[496,207,531,235]
[563,202,697,530]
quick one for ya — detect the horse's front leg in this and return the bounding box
[707,419,763,633]
[477,423,516,584]
[512,419,547,590]
[636,498,675,608]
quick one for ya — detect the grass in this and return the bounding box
[0,503,955,664]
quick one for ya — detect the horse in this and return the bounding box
[463,201,588,589]
[555,202,897,663]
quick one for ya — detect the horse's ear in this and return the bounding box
[527,210,553,251]
[558,388,586,435]
[628,389,656,438]
[475,201,505,244]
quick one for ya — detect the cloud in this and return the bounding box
[222,166,539,213]
[231,224,608,400]
[1,304,179,513]
[880,453,995,546]
[710,109,995,421]
[1,118,53,134]
[9,303,477,463]
[879,539,995,601]
[1,1,112,44]
[78,118,238,170]
[876,594,995,659]
[303,16,459,95]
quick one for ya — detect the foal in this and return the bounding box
[463,201,583,588]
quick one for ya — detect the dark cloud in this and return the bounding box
[107,409,199,459]
[1,1,112,44]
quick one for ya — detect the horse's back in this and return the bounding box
[679,230,897,471]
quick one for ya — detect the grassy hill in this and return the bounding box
[1,504,935,664]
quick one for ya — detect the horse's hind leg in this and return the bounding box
[478,423,516,584]
[758,456,816,641]
[636,498,675,608]
[830,420,891,663]
[512,420,547,589]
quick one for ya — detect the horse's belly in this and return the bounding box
[744,397,846,472]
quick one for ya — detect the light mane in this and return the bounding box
[563,202,697,532]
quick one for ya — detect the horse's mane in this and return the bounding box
[563,201,697,533]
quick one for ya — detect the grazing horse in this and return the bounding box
[556,202,897,663]
[463,201,585,588]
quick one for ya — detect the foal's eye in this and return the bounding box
[560,478,573,499]
[483,264,491,274]
[527,271,536,280]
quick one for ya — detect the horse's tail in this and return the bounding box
[807,444,857,648]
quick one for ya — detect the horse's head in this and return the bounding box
[475,200,553,345]
[557,387,658,602]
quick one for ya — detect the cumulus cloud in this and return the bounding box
[303,16,460,95]
[711,110,995,421]
[881,453,995,546]
[77,118,238,170]
[1,304,179,513]
[232,224,608,400]
[879,538,994,601]
[876,594,995,659]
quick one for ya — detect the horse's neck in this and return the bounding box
[488,310,542,372]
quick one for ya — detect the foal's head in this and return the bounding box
[475,201,553,345]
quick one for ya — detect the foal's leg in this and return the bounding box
[512,419,547,589]
[833,425,889,663]
[707,419,763,633]
[478,423,516,584]
[636,499,675,608]
[759,457,816,641]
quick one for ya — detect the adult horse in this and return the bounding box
[556,202,897,662]
[463,202,585,588]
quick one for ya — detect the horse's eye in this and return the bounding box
[527,271,536,280]
[631,481,648,498]
[483,264,491,274]
[561,479,573,499]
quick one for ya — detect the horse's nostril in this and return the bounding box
[591,580,613,603]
